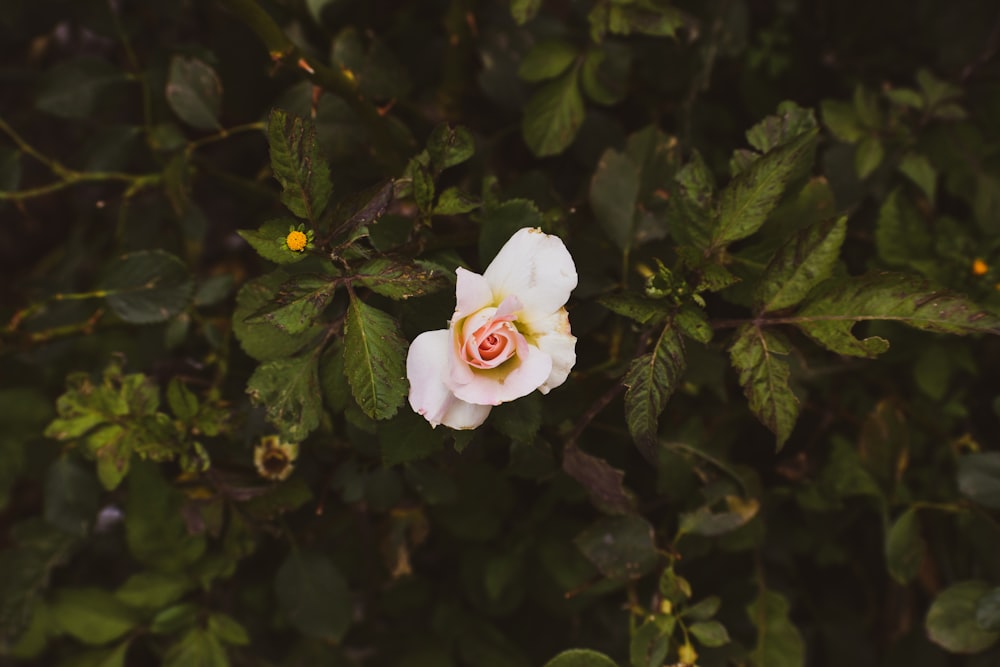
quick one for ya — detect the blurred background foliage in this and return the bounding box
[2,0,1000,666]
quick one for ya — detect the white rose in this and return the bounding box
[406,227,578,429]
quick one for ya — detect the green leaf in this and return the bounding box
[150,603,199,635]
[434,187,481,215]
[407,157,435,213]
[747,590,804,667]
[679,495,760,537]
[115,571,194,610]
[926,581,1000,654]
[689,620,731,648]
[683,596,721,621]
[331,27,410,101]
[246,274,336,335]
[562,443,637,515]
[237,218,310,265]
[544,649,618,667]
[630,616,672,667]
[242,477,313,520]
[590,148,640,251]
[623,323,686,459]
[711,129,817,249]
[581,46,630,106]
[729,324,799,448]
[820,99,863,142]
[331,179,395,239]
[378,409,443,466]
[58,642,130,667]
[355,258,449,299]
[275,550,352,641]
[427,124,475,171]
[510,0,541,24]
[478,199,544,264]
[854,135,884,179]
[898,152,937,203]
[976,588,1000,632]
[518,39,578,82]
[605,3,686,37]
[50,588,139,645]
[268,108,333,223]
[246,354,323,442]
[754,216,846,313]
[491,393,542,443]
[165,56,223,131]
[0,520,77,645]
[44,458,100,537]
[675,305,712,344]
[100,250,194,324]
[574,515,659,581]
[208,613,250,645]
[746,101,817,154]
[875,189,932,268]
[957,452,1000,509]
[36,57,126,119]
[126,463,206,570]
[886,87,924,109]
[233,271,324,361]
[669,152,716,248]
[166,378,199,422]
[343,296,407,420]
[853,85,882,128]
[596,292,671,325]
[163,628,229,667]
[885,508,926,584]
[917,68,962,108]
[795,273,1000,358]
[522,68,584,157]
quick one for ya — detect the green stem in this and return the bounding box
[0,116,163,201]
[0,116,71,176]
[217,0,409,170]
[185,121,265,156]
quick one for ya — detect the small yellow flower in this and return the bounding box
[254,435,298,481]
[286,230,308,251]
[677,642,698,665]
[281,224,315,253]
[972,258,989,276]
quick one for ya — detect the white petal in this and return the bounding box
[522,307,576,393]
[454,268,494,319]
[406,330,491,429]
[482,227,577,324]
[406,330,454,426]
[439,399,492,430]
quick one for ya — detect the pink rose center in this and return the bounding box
[464,319,518,368]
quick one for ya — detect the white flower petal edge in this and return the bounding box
[407,330,492,429]
[483,227,577,325]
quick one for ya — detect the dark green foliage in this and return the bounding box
[4,1,1000,665]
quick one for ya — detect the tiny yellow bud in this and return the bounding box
[972,258,989,276]
[678,642,698,665]
[660,599,673,615]
[286,230,308,252]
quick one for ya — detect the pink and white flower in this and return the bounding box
[406,227,577,429]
